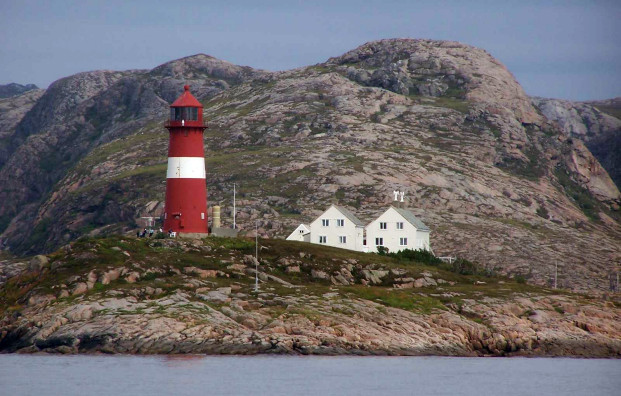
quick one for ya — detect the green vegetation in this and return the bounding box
[0,234,573,323]
[498,145,546,181]
[536,206,549,219]
[24,217,54,252]
[554,166,600,221]
[343,286,445,314]
[380,248,492,276]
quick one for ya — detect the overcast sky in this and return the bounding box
[1,0,619,100]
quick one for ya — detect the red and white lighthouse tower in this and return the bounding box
[163,85,208,236]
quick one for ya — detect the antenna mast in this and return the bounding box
[254,220,259,292]
[233,183,236,229]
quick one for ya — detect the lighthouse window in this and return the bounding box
[171,107,198,121]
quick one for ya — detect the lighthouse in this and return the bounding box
[163,85,208,236]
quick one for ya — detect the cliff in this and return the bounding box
[0,39,619,293]
[0,236,619,357]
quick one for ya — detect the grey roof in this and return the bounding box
[332,205,365,227]
[392,207,430,231]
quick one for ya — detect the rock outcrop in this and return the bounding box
[0,236,619,357]
[532,97,621,190]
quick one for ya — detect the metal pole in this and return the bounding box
[233,183,236,230]
[255,220,259,292]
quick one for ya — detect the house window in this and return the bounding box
[319,236,327,244]
[322,219,330,227]
[337,219,345,227]
[339,236,347,244]
[380,222,387,230]
[201,213,205,220]
[396,222,404,230]
[400,237,407,246]
[375,237,384,246]
[299,229,304,234]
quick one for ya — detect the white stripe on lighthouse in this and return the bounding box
[167,157,206,179]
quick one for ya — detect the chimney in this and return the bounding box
[213,205,221,228]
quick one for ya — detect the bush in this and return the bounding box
[451,258,479,275]
[383,248,491,277]
[376,246,389,255]
[388,248,443,265]
[515,275,527,284]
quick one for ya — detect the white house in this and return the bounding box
[309,205,365,251]
[286,224,310,242]
[365,206,430,253]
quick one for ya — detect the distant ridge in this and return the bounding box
[0,83,39,99]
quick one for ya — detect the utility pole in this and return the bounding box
[233,183,236,230]
[254,220,259,292]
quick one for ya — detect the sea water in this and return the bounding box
[0,355,619,395]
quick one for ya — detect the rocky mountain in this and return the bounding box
[0,39,619,293]
[531,97,621,188]
[1,236,619,356]
[0,83,39,99]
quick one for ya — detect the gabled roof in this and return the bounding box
[332,205,365,227]
[170,85,203,108]
[392,206,430,231]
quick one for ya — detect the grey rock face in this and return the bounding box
[532,97,621,189]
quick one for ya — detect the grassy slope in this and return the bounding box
[0,234,582,319]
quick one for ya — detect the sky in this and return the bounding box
[0,0,619,101]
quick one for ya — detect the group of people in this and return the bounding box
[137,227,160,238]
[136,227,176,238]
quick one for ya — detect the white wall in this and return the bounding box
[309,206,364,251]
[286,224,310,242]
[366,207,429,253]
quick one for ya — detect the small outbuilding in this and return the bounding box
[286,224,311,242]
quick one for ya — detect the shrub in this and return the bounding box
[387,248,443,265]
[536,206,549,219]
[376,246,389,255]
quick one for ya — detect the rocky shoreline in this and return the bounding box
[1,237,619,357]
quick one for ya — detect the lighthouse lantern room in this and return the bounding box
[163,85,209,236]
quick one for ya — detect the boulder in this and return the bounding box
[183,266,218,278]
[100,269,121,285]
[124,272,140,283]
[71,282,88,295]
[243,255,259,267]
[311,269,329,280]
[285,265,301,273]
[200,290,231,303]
[362,269,389,285]
[331,274,350,285]
[28,255,49,272]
